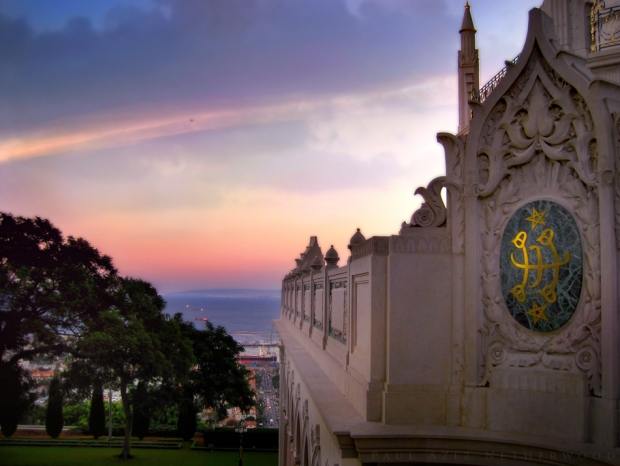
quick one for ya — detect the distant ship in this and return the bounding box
[194,317,209,322]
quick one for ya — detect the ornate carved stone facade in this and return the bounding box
[277,3,620,465]
[475,48,602,396]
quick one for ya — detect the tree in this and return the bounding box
[74,279,193,459]
[0,213,118,423]
[46,376,63,439]
[89,379,106,439]
[177,319,255,420]
[131,382,150,440]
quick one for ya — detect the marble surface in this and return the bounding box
[500,200,582,332]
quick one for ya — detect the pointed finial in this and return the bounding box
[325,246,339,266]
[348,228,366,250]
[460,1,476,32]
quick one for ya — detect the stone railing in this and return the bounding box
[351,236,389,261]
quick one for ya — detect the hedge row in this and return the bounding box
[74,425,185,438]
[203,428,278,450]
[0,438,181,449]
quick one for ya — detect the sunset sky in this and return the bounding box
[0,0,541,293]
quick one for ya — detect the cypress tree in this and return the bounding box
[177,390,196,440]
[177,387,196,441]
[45,376,63,439]
[88,380,106,439]
[132,382,150,440]
[0,416,18,438]
[177,408,197,441]
[0,364,22,438]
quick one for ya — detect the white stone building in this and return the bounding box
[275,2,620,465]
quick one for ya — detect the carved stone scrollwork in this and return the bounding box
[402,177,447,229]
[478,48,602,396]
[481,341,505,385]
[438,133,466,254]
[575,346,602,396]
[477,51,596,197]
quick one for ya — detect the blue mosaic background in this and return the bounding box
[499,200,582,332]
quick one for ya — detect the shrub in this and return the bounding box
[63,403,89,428]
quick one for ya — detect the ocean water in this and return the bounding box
[162,289,281,344]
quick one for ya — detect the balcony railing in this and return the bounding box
[591,0,620,52]
[470,54,520,104]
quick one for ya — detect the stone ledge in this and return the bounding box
[275,319,364,438]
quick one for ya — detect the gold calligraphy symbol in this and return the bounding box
[525,207,547,230]
[509,228,570,304]
[526,301,548,324]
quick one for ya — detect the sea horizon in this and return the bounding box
[162,288,281,344]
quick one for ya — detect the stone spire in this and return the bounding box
[461,2,475,32]
[458,1,479,135]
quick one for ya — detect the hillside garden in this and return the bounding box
[0,213,265,462]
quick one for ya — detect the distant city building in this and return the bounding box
[276,2,620,465]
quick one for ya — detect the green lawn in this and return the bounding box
[0,444,278,466]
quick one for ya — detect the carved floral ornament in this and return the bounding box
[477,49,602,396]
[406,176,447,228]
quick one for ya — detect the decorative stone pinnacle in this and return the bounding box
[348,228,366,250]
[310,254,324,271]
[325,245,340,266]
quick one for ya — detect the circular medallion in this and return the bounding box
[500,200,582,332]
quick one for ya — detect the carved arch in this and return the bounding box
[310,424,321,466]
[300,400,309,466]
[476,46,601,396]
[293,383,301,461]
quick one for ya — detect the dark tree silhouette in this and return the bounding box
[0,363,31,437]
[74,279,193,459]
[176,319,255,419]
[177,406,197,441]
[89,379,106,439]
[132,382,150,440]
[45,376,63,439]
[0,213,118,424]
